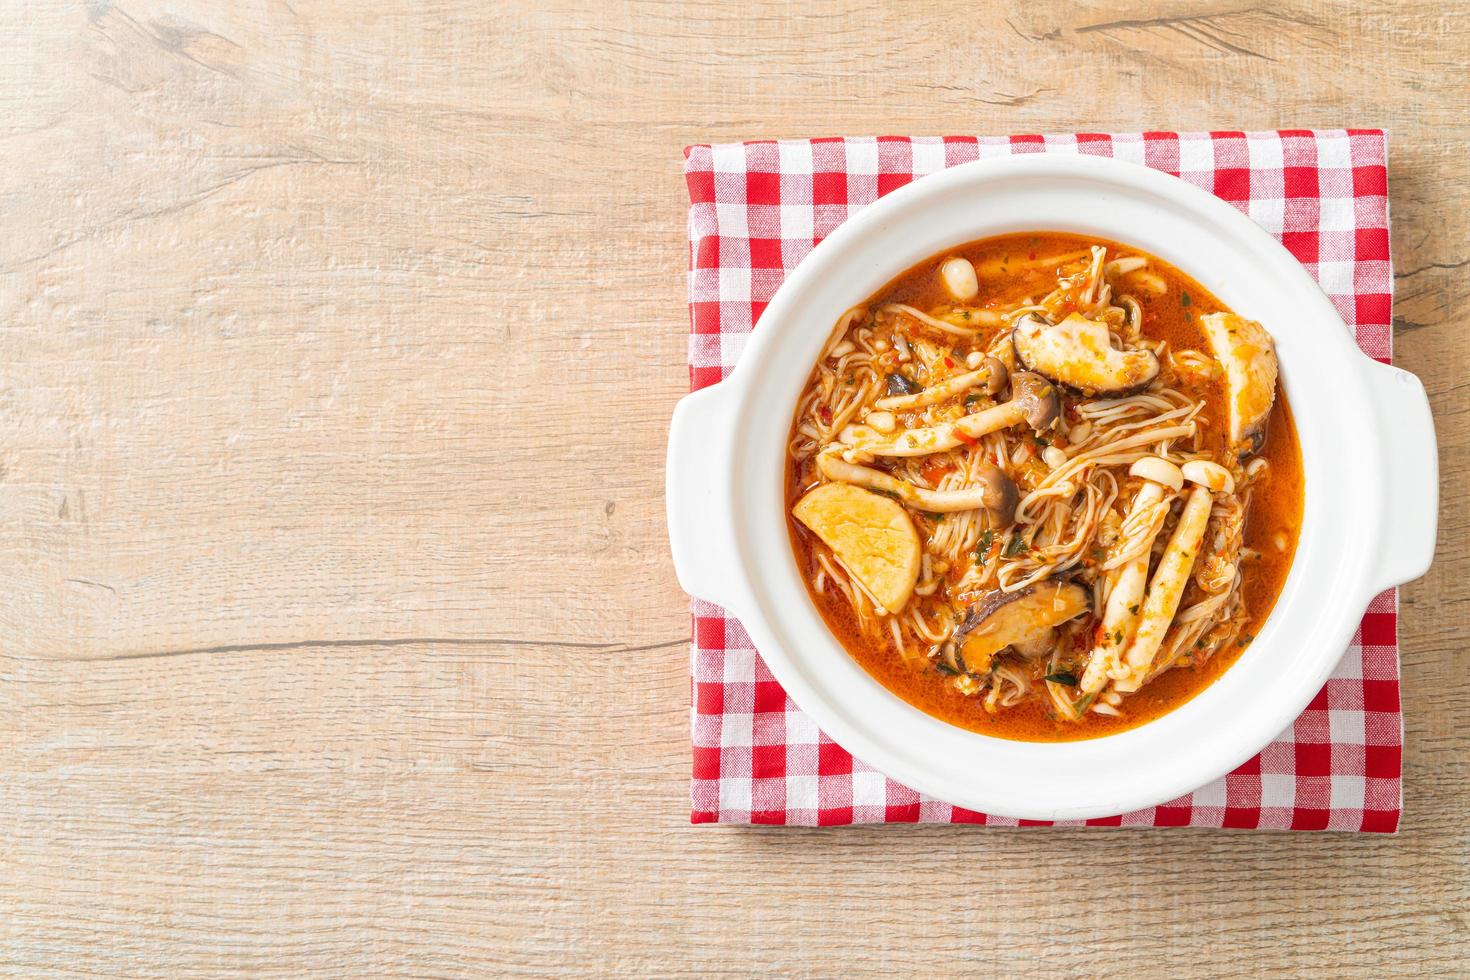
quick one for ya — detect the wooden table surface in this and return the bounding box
[3,2,1467,975]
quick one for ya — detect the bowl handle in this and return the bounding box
[1362,358,1439,591]
[666,382,746,610]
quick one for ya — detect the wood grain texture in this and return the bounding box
[2,0,1467,975]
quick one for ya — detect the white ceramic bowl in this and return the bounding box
[666,154,1437,821]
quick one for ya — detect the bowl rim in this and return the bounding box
[668,152,1430,820]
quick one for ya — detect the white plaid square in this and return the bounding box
[719,710,752,749]
[779,203,814,243]
[1315,258,1356,297]
[911,138,947,175]
[778,139,814,176]
[1261,772,1298,808]
[850,768,888,808]
[1318,191,1358,232]
[719,775,752,813]
[1177,133,1217,176]
[711,141,749,175]
[786,772,820,811]
[715,201,751,238]
[845,138,879,175]
[1329,709,1368,746]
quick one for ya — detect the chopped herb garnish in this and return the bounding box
[1044,672,1079,686]
[1129,603,1140,615]
[1241,633,1255,645]
[1181,291,1192,307]
[978,529,994,555]
[1003,534,1027,558]
[1035,436,1050,447]
[964,392,982,410]
[924,512,945,522]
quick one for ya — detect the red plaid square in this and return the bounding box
[683,131,1401,831]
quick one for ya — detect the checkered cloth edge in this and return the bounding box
[683,130,1401,831]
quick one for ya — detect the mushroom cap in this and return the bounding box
[953,578,1091,674]
[976,460,1019,524]
[1129,455,1184,491]
[939,256,980,301]
[1008,371,1062,431]
[981,355,1009,394]
[1012,313,1160,396]
[1181,459,1235,493]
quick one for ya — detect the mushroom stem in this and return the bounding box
[817,453,1017,520]
[853,372,1060,458]
[1112,484,1215,693]
[874,357,1006,411]
[884,303,1002,336]
[1078,481,1170,694]
[1078,456,1183,697]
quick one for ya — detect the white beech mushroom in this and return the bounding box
[851,371,1060,457]
[1078,456,1184,695]
[1112,466,1222,693]
[873,356,1007,412]
[938,256,980,301]
[1181,458,1235,494]
[1012,312,1160,396]
[817,453,1018,521]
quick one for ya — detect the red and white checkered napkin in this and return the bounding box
[683,131,1402,831]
